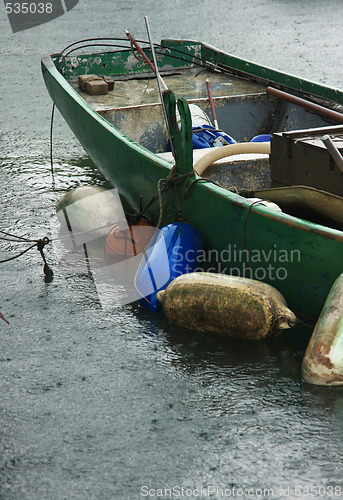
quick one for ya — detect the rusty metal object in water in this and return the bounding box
[302,273,343,386]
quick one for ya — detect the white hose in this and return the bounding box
[193,142,271,176]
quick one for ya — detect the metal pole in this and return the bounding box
[144,16,176,159]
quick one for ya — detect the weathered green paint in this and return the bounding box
[41,39,343,321]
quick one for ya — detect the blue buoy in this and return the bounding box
[250,134,272,142]
[134,222,204,312]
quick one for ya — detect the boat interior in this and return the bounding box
[68,64,343,230]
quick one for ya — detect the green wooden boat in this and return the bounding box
[41,37,343,321]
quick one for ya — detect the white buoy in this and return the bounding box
[157,272,297,340]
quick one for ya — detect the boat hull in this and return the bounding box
[41,41,343,321]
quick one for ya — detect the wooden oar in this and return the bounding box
[206,79,219,129]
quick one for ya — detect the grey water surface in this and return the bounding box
[1,1,343,499]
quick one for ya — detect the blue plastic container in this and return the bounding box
[134,222,204,312]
